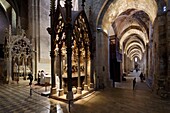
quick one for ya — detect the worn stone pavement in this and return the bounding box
[71,71,170,113]
[0,71,170,113]
[0,82,67,113]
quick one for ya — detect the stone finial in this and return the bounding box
[50,0,56,15]
[82,0,85,9]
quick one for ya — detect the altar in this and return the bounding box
[40,74,51,85]
[44,75,51,84]
[40,74,60,89]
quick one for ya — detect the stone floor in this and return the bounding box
[0,82,67,113]
[0,71,170,113]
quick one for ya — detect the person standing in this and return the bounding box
[40,70,45,85]
[133,78,136,90]
[16,74,19,84]
[28,72,33,86]
[139,72,144,82]
[37,71,41,85]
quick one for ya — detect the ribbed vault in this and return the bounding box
[100,0,159,62]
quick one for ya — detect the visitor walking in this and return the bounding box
[133,78,136,90]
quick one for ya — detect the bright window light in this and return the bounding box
[135,57,137,62]
[163,6,166,12]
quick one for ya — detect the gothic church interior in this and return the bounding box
[0,0,170,107]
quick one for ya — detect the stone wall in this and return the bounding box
[20,0,28,30]
[39,0,51,63]
[152,17,159,90]
[158,14,167,77]
[0,7,8,44]
[83,0,106,27]
[28,0,51,75]
[103,32,112,87]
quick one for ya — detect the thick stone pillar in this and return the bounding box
[148,21,154,79]
[158,14,167,78]
[104,34,111,87]
[143,52,147,75]
[28,0,39,80]
[65,0,73,101]
[89,36,95,89]
[124,54,127,73]
[96,28,110,88]
[140,53,145,73]
[50,0,56,95]
[90,56,94,88]
[96,28,104,89]
[166,1,170,91]
[146,44,149,77]
[127,57,131,72]
[126,57,129,72]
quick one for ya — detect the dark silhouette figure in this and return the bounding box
[136,68,139,72]
[122,73,126,81]
[37,71,41,85]
[139,72,144,82]
[28,72,33,85]
[133,78,136,90]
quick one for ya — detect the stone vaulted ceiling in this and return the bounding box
[0,0,10,11]
[102,0,158,60]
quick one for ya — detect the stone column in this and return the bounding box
[58,46,64,96]
[18,58,20,78]
[96,28,104,89]
[34,0,39,81]
[7,25,12,83]
[126,57,130,72]
[65,0,73,101]
[28,0,38,81]
[88,0,95,89]
[143,52,146,75]
[84,45,88,91]
[50,0,56,95]
[146,44,149,77]
[8,54,12,83]
[24,59,27,80]
[58,47,62,89]
[154,6,167,93]
[124,54,127,73]
[158,14,167,78]
[166,1,170,91]
[77,47,82,94]
[90,54,94,88]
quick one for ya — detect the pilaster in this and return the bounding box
[146,44,149,77]
[166,1,170,91]
[158,13,167,77]
[28,0,39,80]
[96,27,104,89]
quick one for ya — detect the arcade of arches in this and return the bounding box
[0,0,170,99]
